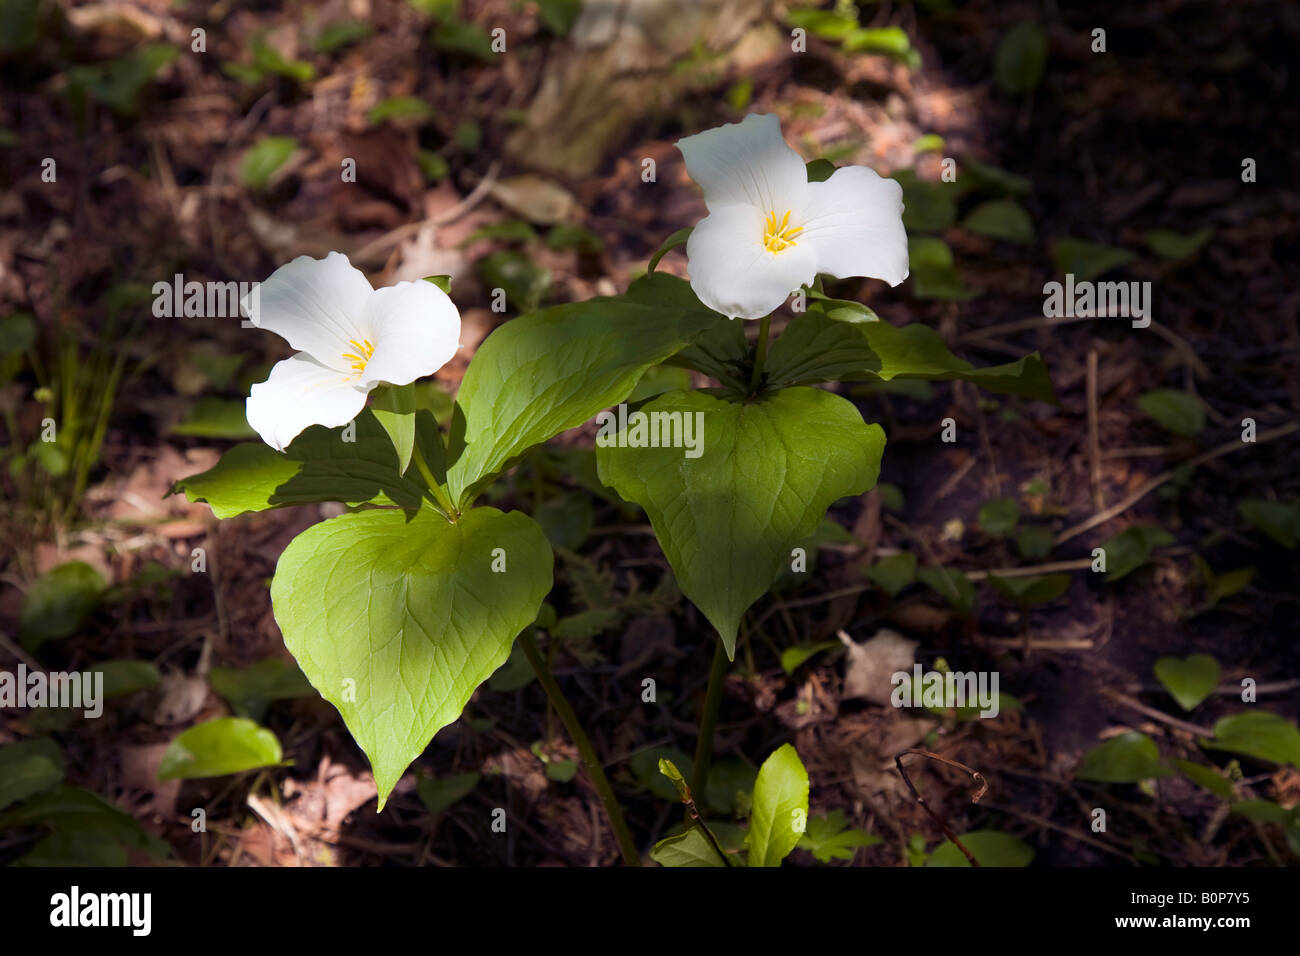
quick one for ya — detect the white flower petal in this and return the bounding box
[246,353,369,452]
[243,252,374,370]
[676,113,808,217]
[800,166,909,286]
[358,280,462,390]
[686,205,817,320]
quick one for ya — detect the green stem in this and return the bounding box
[411,441,458,522]
[748,313,772,395]
[691,635,729,799]
[519,631,641,866]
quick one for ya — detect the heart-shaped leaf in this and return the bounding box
[1154,653,1220,711]
[271,507,553,806]
[1076,731,1172,783]
[597,387,884,657]
[1204,712,1300,769]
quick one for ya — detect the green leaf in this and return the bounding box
[994,21,1047,94]
[747,744,809,868]
[432,19,496,62]
[927,830,1034,866]
[1238,499,1300,548]
[705,758,757,815]
[546,223,604,254]
[1173,759,1235,800]
[1016,525,1054,560]
[805,159,836,183]
[805,287,879,324]
[271,507,553,806]
[208,658,315,720]
[780,640,840,675]
[416,771,480,815]
[1204,566,1254,605]
[797,809,882,862]
[240,136,297,190]
[1076,731,1172,782]
[170,397,257,439]
[423,274,453,293]
[962,157,1032,196]
[537,0,582,35]
[912,134,945,154]
[647,227,693,272]
[312,19,372,53]
[765,307,1055,402]
[157,717,284,781]
[1144,228,1212,262]
[785,8,858,39]
[864,552,917,597]
[370,382,417,474]
[988,572,1070,605]
[0,312,37,356]
[171,410,434,519]
[597,388,884,657]
[1230,799,1290,825]
[447,283,721,506]
[0,739,64,811]
[1154,654,1220,712]
[893,171,957,234]
[651,827,727,867]
[962,199,1034,242]
[90,659,161,699]
[917,566,977,613]
[66,44,179,115]
[978,496,1020,535]
[367,96,436,126]
[1138,389,1205,437]
[843,27,920,68]
[1099,524,1175,581]
[1204,712,1300,769]
[19,561,107,649]
[1052,238,1136,282]
[909,236,975,300]
[0,786,170,859]
[477,249,551,312]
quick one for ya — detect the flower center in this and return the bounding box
[341,338,375,374]
[763,209,803,254]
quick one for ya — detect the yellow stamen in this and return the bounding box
[341,338,375,374]
[763,209,803,253]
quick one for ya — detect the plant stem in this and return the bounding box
[519,630,641,866]
[410,442,458,521]
[691,635,729,799]
[748,313,772,395]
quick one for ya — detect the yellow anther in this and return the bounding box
[341,338,375,374]
[763,209,803,253]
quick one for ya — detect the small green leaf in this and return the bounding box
[0,786,170,859]
[477,249,551,312]
[1204,712,1300,769]
[208,658,315,720]
[367,96,436,126]
[843,27,920,69]
[864,552,917,597]
[1016,525,1054,560]
[797,809,882,862]
[1052,238,1136,282]
[19,562,107,649]
[1173,759,1235,800]
[1238,499,1300,549]
[312,20,372,53]
[912,134,945,154]
[962,157,1032,196]
[1154,654,1220,712]
[90,660,161,699]
[1230,799,1290,825]
[894,171,957,234]
[918,567,977,613]
[1076,731,1172,783]
[927,830,1034,866]
[908,236,975,300]
[370,382,417,474]
[988,572,1070,605]
[994,21,1047,94]
[0,739,64,811]
[780,640,840,675]
[423,274,453,293]
[747,744,809,868]
[1138,389,1205,437]
[1099,524,1175,581]
[157,717,284,781]
[1144,228,1212,262]
[784,8,858,39]
[432,20,496,63]
[417,771,480,815]
[962,199,1034,242]
[240,136,297,190]
[805,158,836,183]
[978,496,1020,536]
[657,758,690,801]
[651,827,727,867]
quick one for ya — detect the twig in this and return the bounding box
[894,749,987,867]
[1055,421,1299,546]
[1101,688,1215,738]
[351,161,501,264]
[1086,348,1105,510]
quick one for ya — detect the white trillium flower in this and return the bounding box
[676,113,909,320]
[242,252,461,451]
